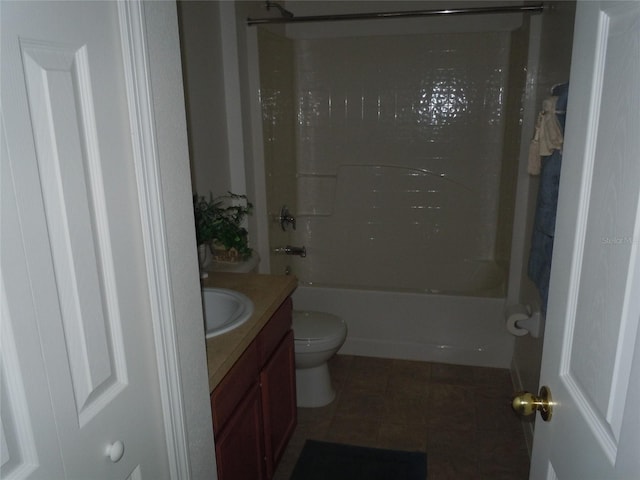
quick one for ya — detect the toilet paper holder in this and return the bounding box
[505,304,543,338]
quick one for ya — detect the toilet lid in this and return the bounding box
[293,311,346,342]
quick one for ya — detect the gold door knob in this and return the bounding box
[512,386,553,422]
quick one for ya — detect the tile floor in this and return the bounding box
[274,354,531,480]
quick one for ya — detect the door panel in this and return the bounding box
[20,37,128,426]
[563,1,640,458]
[530,1,640,478]
[1,2,170,478]
[1,123,65,477]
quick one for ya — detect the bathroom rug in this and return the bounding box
[290,439,427,479]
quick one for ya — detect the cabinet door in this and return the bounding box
[260,330,297,477]
[211,343,259,435]
[215,384,266,480]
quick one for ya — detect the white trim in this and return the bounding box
[117,3,190,479]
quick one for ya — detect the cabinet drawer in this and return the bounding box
[257,297,292,366]
[211,342,259,435]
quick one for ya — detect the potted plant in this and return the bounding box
[193,191,254,264]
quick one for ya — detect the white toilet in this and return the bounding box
[292,310,347,408]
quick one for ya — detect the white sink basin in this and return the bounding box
[202,288,254,338]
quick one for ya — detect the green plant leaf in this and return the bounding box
[193,191,253,259]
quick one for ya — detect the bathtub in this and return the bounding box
[291,261,514,369]
[286,163,515,368]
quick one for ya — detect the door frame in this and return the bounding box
[117,2,189,477]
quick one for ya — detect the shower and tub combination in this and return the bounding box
[289,165,512,368]
[252,1,541,370]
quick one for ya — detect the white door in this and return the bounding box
[1,2,171,479]
[529,1,640,478]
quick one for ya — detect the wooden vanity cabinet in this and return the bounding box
[210,298,296,480]
[213,382,266,480]
[260,329,296,477]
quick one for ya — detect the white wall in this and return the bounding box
[177,0,231,197]
[144,2,217,478]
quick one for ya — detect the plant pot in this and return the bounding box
[211,252,260,273]
[211,243,243,263]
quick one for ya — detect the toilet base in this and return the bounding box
[295,363,335,408]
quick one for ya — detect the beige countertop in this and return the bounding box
[202,272,297,393]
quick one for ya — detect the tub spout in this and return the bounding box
[274,245,306,257]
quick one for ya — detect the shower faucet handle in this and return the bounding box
[279,205,296,231]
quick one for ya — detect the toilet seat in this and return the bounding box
[293,311,347,349]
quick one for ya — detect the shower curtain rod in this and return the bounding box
[247,3,544,26]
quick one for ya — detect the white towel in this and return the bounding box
[528,96,564,175]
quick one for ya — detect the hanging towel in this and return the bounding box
[528,95,564,175]
[528,82,569,312]
[528,149,562,309]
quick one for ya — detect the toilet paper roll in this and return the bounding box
[505,304,530,336]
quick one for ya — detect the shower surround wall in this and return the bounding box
[258,26,522,367]
[258,29,297,277]
[292,32,512,294]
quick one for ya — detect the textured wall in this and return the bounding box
[145,2,217,477]
[290,32,512,291]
